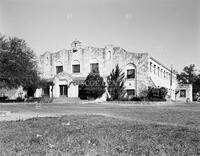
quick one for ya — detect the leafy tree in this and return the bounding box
[84,72,105,99]
[0,34,40,92]
[177,64,200,99]
[107,64,125,100]
[177,64,197,84]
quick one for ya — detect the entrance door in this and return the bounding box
[59,85,68,97]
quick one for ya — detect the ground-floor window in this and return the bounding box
[180,89,186,97]
[127,89,135,96]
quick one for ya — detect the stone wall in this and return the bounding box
[39,41,165,97]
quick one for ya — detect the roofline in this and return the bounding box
[150,57,176,74]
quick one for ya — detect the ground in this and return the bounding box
[0,102,200,155]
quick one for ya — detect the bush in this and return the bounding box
[147,87,168,101]
[131,97,143,101]
[84,72,105,99]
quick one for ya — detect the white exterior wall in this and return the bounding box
[176,84,193,102]
[39,41,182,100]
[148,57,178,100]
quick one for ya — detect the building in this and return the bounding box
[38,40,183,101]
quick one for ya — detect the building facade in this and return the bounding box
[38,40,179,100]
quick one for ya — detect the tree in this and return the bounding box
[0,34,40,92]
[177,64,197,84]
[84,72,105,99]
[107,64,125,100]
[177,64,200,99]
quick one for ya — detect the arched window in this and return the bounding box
[108,51,111,60]
[56,61,63,74]
[154,65,156,74]
[126,63,136,79]
[90,58,99,73]
[72,60,80,73]
[150,62,153,72]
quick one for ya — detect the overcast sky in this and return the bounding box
[0,0,199,72]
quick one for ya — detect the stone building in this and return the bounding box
[38,40,179,100]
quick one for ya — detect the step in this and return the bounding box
[53,97,82,104]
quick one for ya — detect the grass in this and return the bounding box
[0,114,200,156]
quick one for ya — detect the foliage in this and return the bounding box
[147,87,168,101]
[84,72,105,99]
[107,64,125,100]
[0,34,39,91]
[177,64,197,84]
[177,64,200,100]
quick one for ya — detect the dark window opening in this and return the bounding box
[56,66,63,74]
[73,49,77,53]
[127,89,135,96]
[180,89,186,97]
[127,69,135,79]
[72,64,80,73]
[90,63,99,73]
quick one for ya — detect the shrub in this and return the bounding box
[84,72,105,99]
[147,87,168,101]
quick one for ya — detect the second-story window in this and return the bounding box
[90,63,99,73]
[127,69,135,79]
[72,64,80,73]
[154,65,156,74]
[150,62,153,72]
[72,60,80,73]
[164,71,166,79]
[56,66,63,74]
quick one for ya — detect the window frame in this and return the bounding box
[56,66,63,74]
[180,89,186,97]
[127,69,135,79]
[72,64,80,73]
[90,63,99,73]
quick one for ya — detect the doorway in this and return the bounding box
[59,85,68,97]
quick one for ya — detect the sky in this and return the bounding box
[0,0,199,72]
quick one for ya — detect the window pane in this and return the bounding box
[127,69,135,79]
[127,89,135,96]
[73,65,80,73]
[90,63,99,73]
[56,66,63,74]
[180,90,186,97]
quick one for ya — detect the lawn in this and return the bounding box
[0,102,200,156]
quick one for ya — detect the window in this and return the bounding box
[161,69,163,78]
[108,51,111,60]
[90,58,99,73]
[127,69,135,79]
[180,89,186,97]
[90,63,99,73]
[164,71,166,79]
[154,65,156,74]
[127,89,135,96]
[56,66,63,74]
[150,62,153,72]
[158,67,160,76]
[72,64,80,73]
